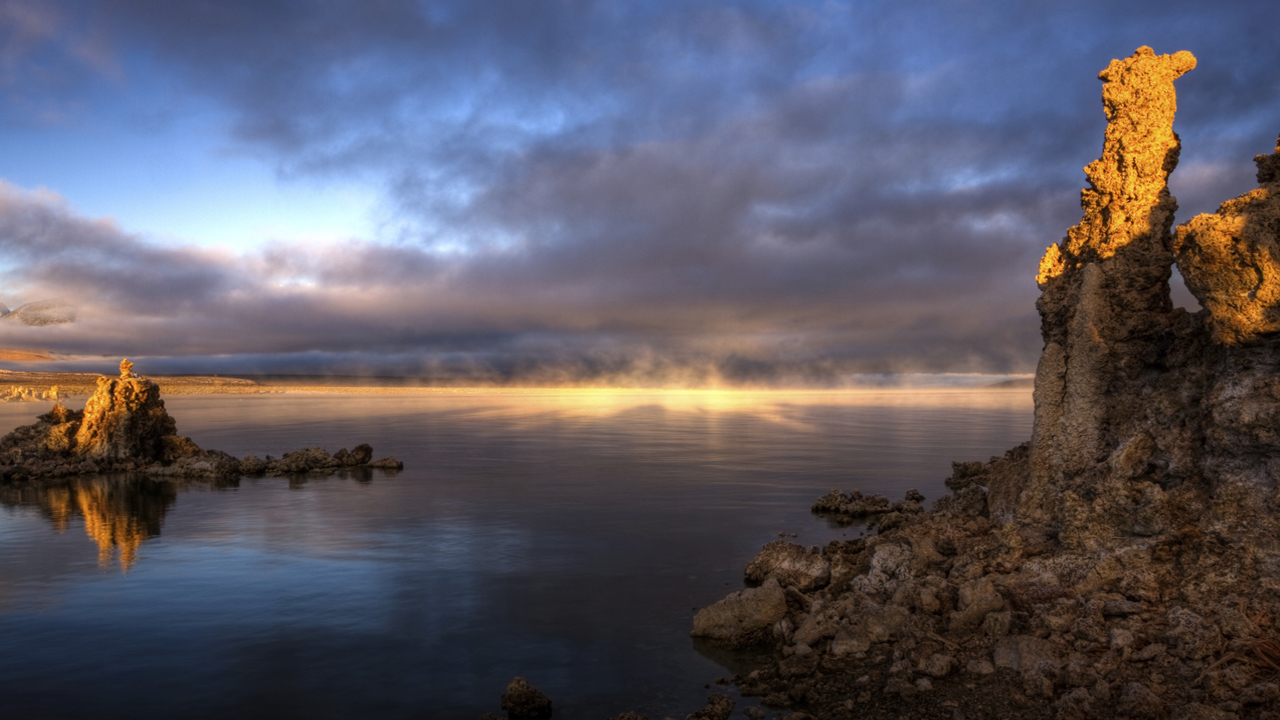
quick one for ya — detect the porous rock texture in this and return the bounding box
[0,360,402,482]
[695,47,1280,720]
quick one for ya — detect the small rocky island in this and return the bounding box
[686,48,1280,720]
[0,359,402,483]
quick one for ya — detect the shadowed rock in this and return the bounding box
[685,693,733,720]
[691,577,786,647]
[499,677,552,720]
[743,540,831,592]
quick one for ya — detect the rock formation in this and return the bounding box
[499,678,554,720]
[0,359,403,482]
[1020,46,1199,541]
[1175,141,1280,345]
[694,47,1280,720]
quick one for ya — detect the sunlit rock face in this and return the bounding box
[1011,47,1198,540]
[996,47,1280,552]
[0,360,196,476]
[1175,140,1280,345]
[73,360,179,461]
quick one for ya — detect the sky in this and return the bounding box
[0,0,1278,384]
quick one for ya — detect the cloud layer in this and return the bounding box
[2,1,1278,382]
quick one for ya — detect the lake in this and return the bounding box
[0,389,1032,719]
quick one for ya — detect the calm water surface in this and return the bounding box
[0,389,1032,719]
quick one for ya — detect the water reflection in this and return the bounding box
[0,390,1034,720]
[0,477,176,571]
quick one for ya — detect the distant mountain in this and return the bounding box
[0,348,54,361]
[0,299,76,326]
[986,377,1034,389]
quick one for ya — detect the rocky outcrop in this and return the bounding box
[991,46,1280,551]
[73,360,179,461]
[697,47,1280,719]
[2,385,63,402]
[1025,46,1198,538]
[500,677,553,720]
[744,541,831,592]
[691,578,788,647]
[812,488,925,531]
[0,359,403,482]
[1175,139,1280,345]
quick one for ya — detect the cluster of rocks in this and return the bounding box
[2,385,64,402]
[0,360,402,483]
[479,677,752,720]
[689,47,1280,719]
[812,488,925,531]
[697,479,1280,719]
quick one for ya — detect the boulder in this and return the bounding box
[500,677,552,720]
[744,541,830,591]
[993,635,1061,673]
[691,578,787,646]
[1162,607,1223,660]
[686,693,733,720]
[366,456,404,470]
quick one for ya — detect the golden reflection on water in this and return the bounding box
[284,387,1034,429]
[0,478,175,571]
[0,386,1033,572]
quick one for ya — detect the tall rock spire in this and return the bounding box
[1011,48,1196,534]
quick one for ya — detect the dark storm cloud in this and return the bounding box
[3,0,1280,380]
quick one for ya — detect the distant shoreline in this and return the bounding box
[0,369,1035,398]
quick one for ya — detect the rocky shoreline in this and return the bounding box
[677,46,1280,720]
[0,359,402,483]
